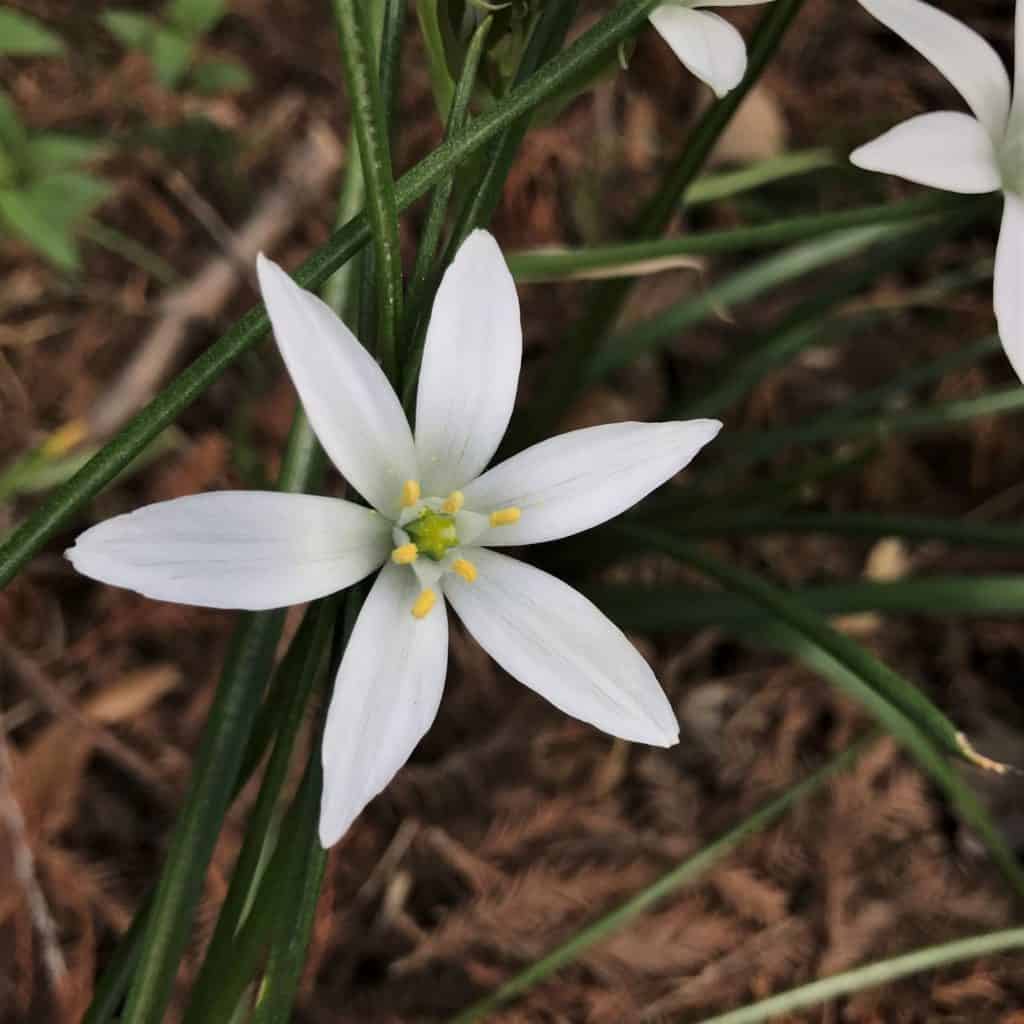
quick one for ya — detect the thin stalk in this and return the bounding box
[332,0,403,380]
[617,528,1024,897]
[697,928,1024,1024]
[182,599,335,1023]
[518,0,811,446]
[401,15,492,403]
[683,147,836,207]
[0,0,661,588]
[504,194,956,282]
[116,412,323,1024]
[450,737,874,1022]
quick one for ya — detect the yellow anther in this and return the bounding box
[441,490,465,514]
[41,418,87,457]
[411,588,437,619]
[489,507,521,528]
[452,558,477,583]
[391,543,418,565]
[400,479,421,507]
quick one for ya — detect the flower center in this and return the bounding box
[405,510,459,562]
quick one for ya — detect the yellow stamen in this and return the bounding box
[391,543,418,565]
[400,479,421,507]
[441,490,465,514]
[452,558,477,583]
[41,418,87,457]
[489,507,521,528]
[411,588,437,619]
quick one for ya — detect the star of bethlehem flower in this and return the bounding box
[850,0,1024,382]
[649,0,776,99]
[67,230,721,848]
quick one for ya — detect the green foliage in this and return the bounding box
[0,92,110,269]
[0,6,64,56]
[102,0,249,94]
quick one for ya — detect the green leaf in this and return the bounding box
[0,91,29,180]
[101,9,160,48]
[0,187,79,268]
[30,171,112,223]
[152,27,194,87]
[0,8,65,56]
[416,0,457,118]
[189,56,252,94]
[166,0,225,36]
[684,148,836,207]
[25,134,106,174]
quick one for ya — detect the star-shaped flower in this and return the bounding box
[67,230,721,847]
[649,0,776,99]
[850,0,1024,381]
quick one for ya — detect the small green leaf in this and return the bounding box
[416,0,457,118]
[102,9,160,49]
[0,188,79,269]
[152,27,194,87]
[30,171,112,224]
[165,0,225,36]
[189,57,252,94]
[0,8,65,56]
[0,92,29,176]
[26,134,105,174]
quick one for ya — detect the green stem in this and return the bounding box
[504,194,957,281]
[117,412,322,1024]
[449,737,874,1022]
[0,0,661,588]
[332,0,403,380]
[683,148,836,207]
[697,928,1024,1024]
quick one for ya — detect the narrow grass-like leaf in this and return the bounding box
[449,737,874,1022]
[182,598,334,1022]
[614,528,1024,896]
[0,0,661,588]
[333,0,403,379]
[0,8,65,55]
[117,411,323,1024]
[504,194,957,282]
[683,148,836,207]
[518,0,811,446]
[696,929,1024,1023]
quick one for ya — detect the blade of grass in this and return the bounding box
[517,0,811,446]
[615,527,1024,896]
[683,148,836,207]
[249,587,366,1024]
[117,411,323,1024]
[504,194,955,282]
[0,0,662,588]
[182,597,335,1022]
[697,927,1024,1024]
[449,736,875,1023]
[332,0,402,380]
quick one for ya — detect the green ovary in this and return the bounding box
[406,510,459,561]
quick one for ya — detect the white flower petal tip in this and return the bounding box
[66,492,392,611]
[444,549,679,748]
[849,112,1001,194]
[995,193,1024,385]
[318,565,448,848]
[256,253,417,518]
[649,6,749,98]
[415,228,522,497]
[856,0,1011,140]
[463,418,722,547]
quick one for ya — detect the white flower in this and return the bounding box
[850,0,1024,382]
[67,230,721,848]
[649,0,776,98]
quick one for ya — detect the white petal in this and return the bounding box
[414,230,522,496]
[649,7,748,99]
[66,492,390,610]
[444,549,677,747]
[319,563,448,847]
[850,111,1001,193]
[462,420,721,547]
[257,254,417,517]
[995,192,1024,384]
[858,0,1010,140]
